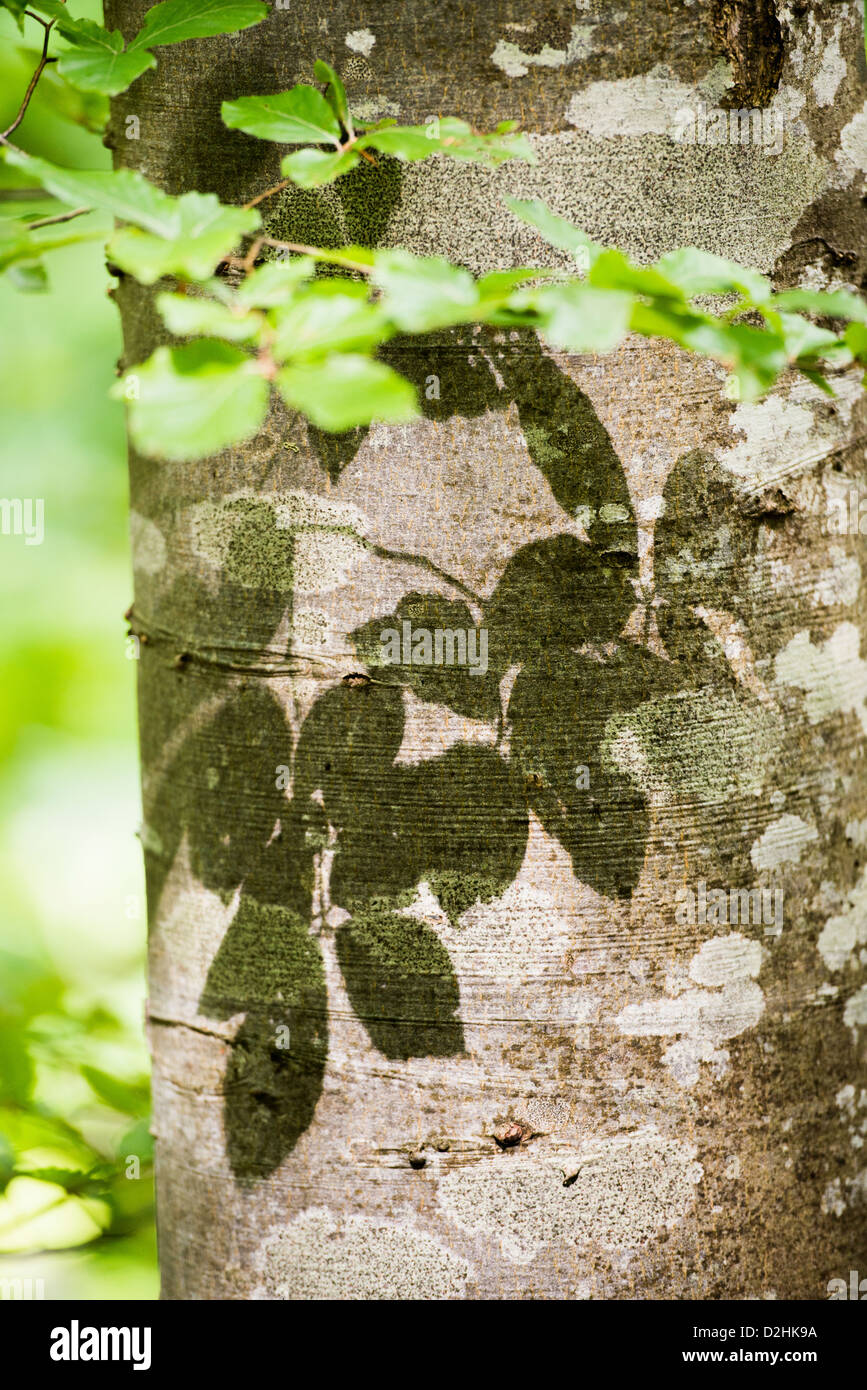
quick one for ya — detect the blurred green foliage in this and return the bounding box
[0,4,156,1299]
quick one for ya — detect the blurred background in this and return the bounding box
[0,4,157,1299]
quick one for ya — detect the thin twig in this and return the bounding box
[258,236,372,275]
[1,17,56,142]
[26,205,91,229]
[366,542,485,606]
[23,9,54,29]
[241,236,264,273]
[243,179,290,210]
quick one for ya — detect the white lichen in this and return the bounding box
[775,623,867,737]
[817,868,867,971]
[344,29,375,57]
[750,815,819,872]
[438,1127,702,1262]
[616,934,764,1087]
[254,1209,471,1299]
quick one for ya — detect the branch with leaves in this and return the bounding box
[1,0,866,463]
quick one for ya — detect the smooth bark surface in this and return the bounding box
[108,0,867,1298]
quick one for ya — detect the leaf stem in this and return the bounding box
[258,237,372,275]
[1,16,56,142]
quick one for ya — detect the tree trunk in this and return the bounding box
[107,0,867,1299]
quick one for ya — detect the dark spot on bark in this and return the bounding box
[775,236,860,292]
[251,1090,280,1112]
[741,487,796,520]
[774,187,867,295]
[710,0,784,107]
[493,1120,530,1148]
[515,9,574,55]
[408,1150,427,1169]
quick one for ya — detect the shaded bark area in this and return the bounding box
[108,1,867,1298]
[710,0,784,106]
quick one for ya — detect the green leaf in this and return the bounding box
[18,49,110,131]
[14,1165,101,1192]
[117,1117,154,1164]
[108,204,257,282]
[4,151,258,254]
[0,1134,14,1190]
[358,123,444,161]
[4,260,48,291]
[768,287,867,323]
[372,250,479,332]
[234,256,315,306]
[222,86,342,144]
[129,0,267,50]
[705,321,788,394]
[0,217,103,273]
[0,1027,33,1105]
[589,247,684,300]
[776,311,845,362]
[56,24,157,95]
[629,302,787,400]
[797,365,835,395]
[112,340,270,460]
[505,196,601,266]
[81,1066,149,1117]
[1,0,28,31]
[110,201,259,284]
[23,0,93,40]
[4,153,257,281]
[313,58,352,135]
[361,115,534,168]
[655,247,771,304]
[0,1106,94,1167]
[280,146,360,188]
[277,353,418,430]
[0,1174,111,1251]
[270,282,391,359]
[157,290,261,342]
[476,267,546,299]
[529,282,634,353]
[845,321,867,359]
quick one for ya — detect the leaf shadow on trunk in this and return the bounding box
[150,336,776,1185]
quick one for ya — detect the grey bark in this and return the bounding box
[108,0,867,1299]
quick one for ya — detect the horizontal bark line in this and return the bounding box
[150,988,846,1031]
